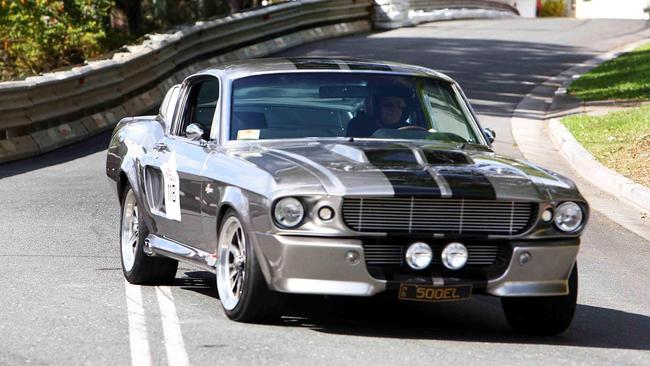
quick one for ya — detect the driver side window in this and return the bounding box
[178,78,219,139]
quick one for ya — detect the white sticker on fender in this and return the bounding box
[161,153,181,221]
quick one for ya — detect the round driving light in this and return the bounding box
[273,197,304,228]
[542,209,553,222]
[318,206,334,221]
[554,202,583,232]
[441,242,468,270]
[405,242,433,270]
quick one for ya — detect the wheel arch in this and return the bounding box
[216,186,274,287]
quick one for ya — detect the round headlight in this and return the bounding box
[405,242,433,270]
[554,202,583,232]
[274,197,304,228]
[441,242,468,270]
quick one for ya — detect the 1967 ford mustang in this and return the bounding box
[106,58,588,334]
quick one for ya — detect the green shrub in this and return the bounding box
[540,0,566,17]
[0,0,113,81]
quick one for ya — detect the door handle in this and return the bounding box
[153,142,169,152]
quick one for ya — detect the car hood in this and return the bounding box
[229,139,581,201]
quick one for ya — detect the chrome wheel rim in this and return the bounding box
[217,216,246,311]
[120,189,139,272]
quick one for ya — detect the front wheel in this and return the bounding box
[501,263,578,335]
[120,185,178,284]
[216,210,284,322]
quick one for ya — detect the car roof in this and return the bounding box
[197,57,456,83]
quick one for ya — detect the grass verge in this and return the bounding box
[568,43,650,101]
[562,105,650,188]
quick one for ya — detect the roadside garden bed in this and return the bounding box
[562,105,650,188]
[568,43,650,101]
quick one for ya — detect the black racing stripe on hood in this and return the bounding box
[365,147,442,197]
[382,169,442,197]
[438,169,497,200]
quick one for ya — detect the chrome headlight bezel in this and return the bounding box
[272,197,305,229]
[553,201,584,233]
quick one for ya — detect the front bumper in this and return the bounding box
[252,232,579,297]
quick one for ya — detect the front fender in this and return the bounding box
[215,186,276,287]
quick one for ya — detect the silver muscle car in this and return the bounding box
[106,58,588,334]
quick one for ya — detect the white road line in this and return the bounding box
[124,280,152,366]
[155,286,190,366]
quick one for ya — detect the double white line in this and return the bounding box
[124,280,190,366]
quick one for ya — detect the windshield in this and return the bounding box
[230,73,482,144]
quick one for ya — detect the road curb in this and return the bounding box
[548,118,650,212]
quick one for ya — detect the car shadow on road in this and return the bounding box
[175,270,219,299]
[177,270,649,351]
[285,296,650,351]
[0,131,113,179]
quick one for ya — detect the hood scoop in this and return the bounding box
[324,144,472,168]
[422,150,471,165]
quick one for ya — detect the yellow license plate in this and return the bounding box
[398,284,472,303]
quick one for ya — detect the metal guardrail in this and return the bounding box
[0,0,372,163]
[0,0,519,164]
[373,0,519,29]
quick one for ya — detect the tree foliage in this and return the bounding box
[0,0,277,81]
[1,0,113,80]
[540,0,565,17]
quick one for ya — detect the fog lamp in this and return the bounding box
[441,242,468,270]
[542,209,553,222]
[318,206,334,221]
[405,242,433,270]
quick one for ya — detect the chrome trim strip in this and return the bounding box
[145,234,216,272]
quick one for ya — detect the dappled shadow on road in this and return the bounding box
[176,270,650,351]
[0,131,112,179]
[278,36,595,120]
[1,37,595,176]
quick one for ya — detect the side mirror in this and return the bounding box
[186,123,205,142]
[483,128,496,144]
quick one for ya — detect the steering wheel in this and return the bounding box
[397,125,429,132]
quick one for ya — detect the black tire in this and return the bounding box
[501,263,578,335]
[120,185,178,285]
[216,210,284,323]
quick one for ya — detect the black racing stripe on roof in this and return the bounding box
[288,58,341,70]
[345,61,392,71]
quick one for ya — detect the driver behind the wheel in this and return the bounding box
[346,86,411,137]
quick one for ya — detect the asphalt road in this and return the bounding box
[1,18,649,366]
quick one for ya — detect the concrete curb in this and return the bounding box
[548,118,650,211]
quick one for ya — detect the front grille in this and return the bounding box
[364,243,500,266]
[342,198,536,235]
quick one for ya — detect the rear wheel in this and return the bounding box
[120,185,178,284]
[216,210,284,322]
[501,263,578,335]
